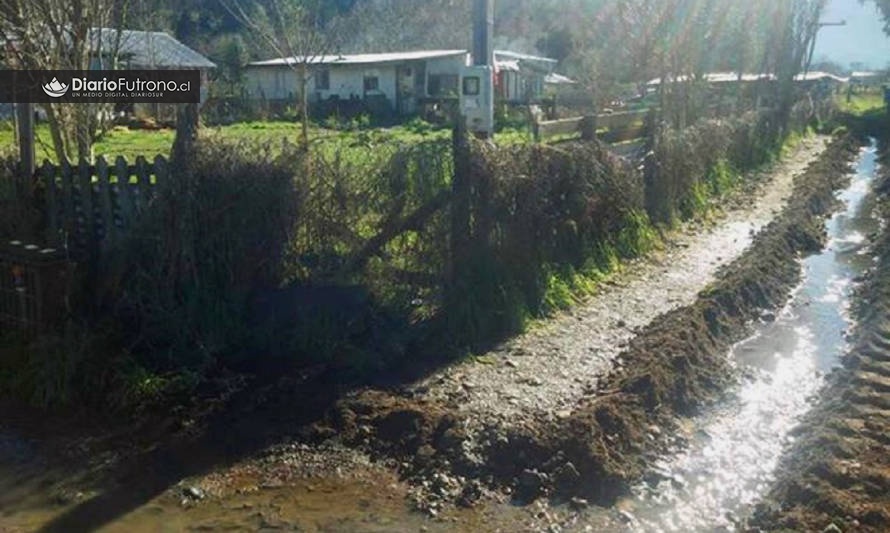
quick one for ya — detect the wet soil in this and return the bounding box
[750,142,890,533]
[1,134,863,532]
[322,135,860,509]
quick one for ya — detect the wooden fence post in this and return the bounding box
[114,156,135,231]
[450,120,472,294]
[77,158,95,256]
[96,156,114,249]
[60,159,74,249]
[42,161,58,246]
[581,115,598,141]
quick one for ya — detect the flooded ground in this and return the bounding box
[616,141,880,532]
[0,136,853,533]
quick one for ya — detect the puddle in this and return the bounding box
[618,140,881,532]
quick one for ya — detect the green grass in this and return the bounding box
[836,92,886,117]
[0,118,551,164]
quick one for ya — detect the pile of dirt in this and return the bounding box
[316,135,862,509]
[750,142,890,533]
[487,134,862,503]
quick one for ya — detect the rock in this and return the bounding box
[616,319,627,328]
[553,462,581,492]
[457,480,484,508]
[821,524,842,533]
[505,359,519,368]
[569,497,589,510]
[415,444,437,467]
[518,469,549,497]
[183,486,205,501]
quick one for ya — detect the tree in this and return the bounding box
[864,0,890,34]
[0,0,128,162]
[223,0,342,149]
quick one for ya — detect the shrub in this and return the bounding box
[107,138,300,370]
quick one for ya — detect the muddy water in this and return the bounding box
[618,141,881,532]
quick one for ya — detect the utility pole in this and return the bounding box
[804,20,847,77]
[473,0,493,68]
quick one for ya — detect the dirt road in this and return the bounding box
[411,136,829,431]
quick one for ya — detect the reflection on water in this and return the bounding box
[623,141,880,532]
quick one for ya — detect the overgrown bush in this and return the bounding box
[447,139,655,343]
[0,156,40,241]
[647,109,800,225]
[107,138,300,370]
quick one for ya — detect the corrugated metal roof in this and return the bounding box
[91,28,216,69]
[545,73,576,85]
[494,50,557,65]
[495,59,520,72]
[647,72,775,85]
[248,50,468,67]
[795,71,848,83]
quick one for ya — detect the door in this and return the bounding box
[397,65,416,115]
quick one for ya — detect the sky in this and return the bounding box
[812,0,890,69]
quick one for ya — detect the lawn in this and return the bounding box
[836,91,887,116]
[0,119,537,164]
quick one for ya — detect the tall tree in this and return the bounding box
[223,0,342,149]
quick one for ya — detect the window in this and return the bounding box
[363,76,379,92]
[463,76,480,96]
[315,69,330,91]
[427,74,459,96]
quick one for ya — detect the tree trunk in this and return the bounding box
[172,103,200,166]
[300,63,310,151]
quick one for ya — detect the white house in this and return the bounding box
[244,50,470,116]
[493,50,557,103]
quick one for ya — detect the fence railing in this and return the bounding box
[534,109,652,144]
[40,155,168,256]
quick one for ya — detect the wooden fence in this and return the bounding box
[40,155,168,256]
[534,109,652,145]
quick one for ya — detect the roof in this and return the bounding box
[248,49,468,67]
[647,72,776,85]
[545,73,576,85]
[795,71,848,83]
[495,59,520,72]
[91,28,215,69]
[493,50,557,65]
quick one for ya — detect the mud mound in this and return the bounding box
[317,136,861,508]
[751,142,890,533]
[491,135,861,503]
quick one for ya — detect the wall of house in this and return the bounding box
[244,54,469,114]
[245,67,299,102]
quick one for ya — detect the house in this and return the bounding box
[244,50,470,117]
[243,47,570,118]
[3,28,215,121]
[90,28,215,120]
[493,50,557,103]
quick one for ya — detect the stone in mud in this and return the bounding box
[569,496,589,510]
[552,461,581,492]
[517,469,549,498]
[183,486,205,501]
[457,480,484,508]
